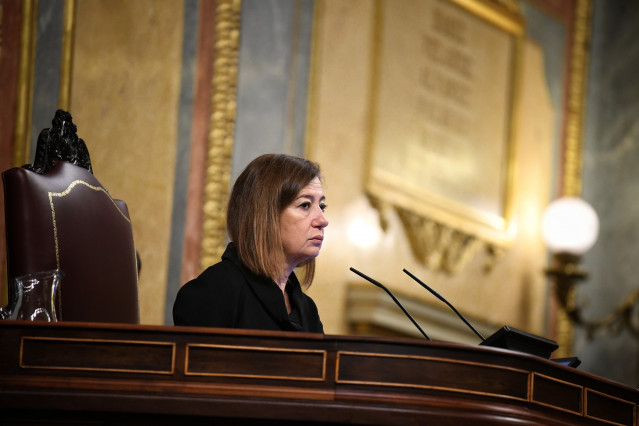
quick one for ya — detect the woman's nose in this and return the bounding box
[314,208,329,228]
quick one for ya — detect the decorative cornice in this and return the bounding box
[396,207,485,274]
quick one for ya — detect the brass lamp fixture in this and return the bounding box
[542,197,639,348]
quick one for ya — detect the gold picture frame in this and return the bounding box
[365,0,524,272]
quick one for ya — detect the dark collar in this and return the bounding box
[223,243,304,331]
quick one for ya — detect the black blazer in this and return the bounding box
[173,243,323,333]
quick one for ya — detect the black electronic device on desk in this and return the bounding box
[351,267,568,363]
[552,357,582,368]
[479,325,559,359]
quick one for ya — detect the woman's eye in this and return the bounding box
[320,203,327,212]
[300,202,311,209]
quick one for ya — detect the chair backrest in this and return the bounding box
[2,110,139,323]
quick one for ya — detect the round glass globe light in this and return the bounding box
[541,197,599,255]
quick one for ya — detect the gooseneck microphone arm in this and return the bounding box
[350,267,431,340]
[403,268,486,342]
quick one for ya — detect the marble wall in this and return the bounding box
[232,0,313,179]
[577,0,639,387]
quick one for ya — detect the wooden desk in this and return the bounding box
[0,321,637,425]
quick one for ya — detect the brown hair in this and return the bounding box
[226,154,322,287]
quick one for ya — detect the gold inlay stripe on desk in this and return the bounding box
[530,372,583,415]
[584,388,636,426]
[20,336,175,375]
[185,343,327,382]
[336,351,530,402]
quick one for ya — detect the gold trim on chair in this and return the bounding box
[48,179,132,269]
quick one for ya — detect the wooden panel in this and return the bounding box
[1,322,637,425]
[531,372,582,414]
[586,388,636,426]
[186,344,327,381]
[20,336,175,374]
[336,351,529,400]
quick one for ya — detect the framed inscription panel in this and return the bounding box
[366,0,524,264]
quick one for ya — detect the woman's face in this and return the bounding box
[280,177,329,270]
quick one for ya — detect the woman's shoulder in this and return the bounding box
[180,257,245,295]
[173,256,247,323]
[173,256,248,327]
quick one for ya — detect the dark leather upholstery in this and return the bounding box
[3,161,139,323]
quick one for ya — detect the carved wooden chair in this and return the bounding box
[2,110,139,323]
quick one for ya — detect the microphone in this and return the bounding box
[350,267,431,340]
[402,268,559,359]
[402,268,485,342]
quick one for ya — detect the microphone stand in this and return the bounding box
[350,267,431,341]
[403,268,485,342]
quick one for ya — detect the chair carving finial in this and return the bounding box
[29,109,93,175]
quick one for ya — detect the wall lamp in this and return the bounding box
[542,197,639,340]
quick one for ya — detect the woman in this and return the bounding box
[173,154,328,332]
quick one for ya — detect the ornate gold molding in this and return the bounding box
[451,0,522,33]
[397,205,510,274]
[58,0,75,111]
[10,0,75,164]
[199,0,241,271]
[369,194,502,274]
[13,0,37,167]
[555,0,593,358]
[562,0,591,198]
[397,207,484,274]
